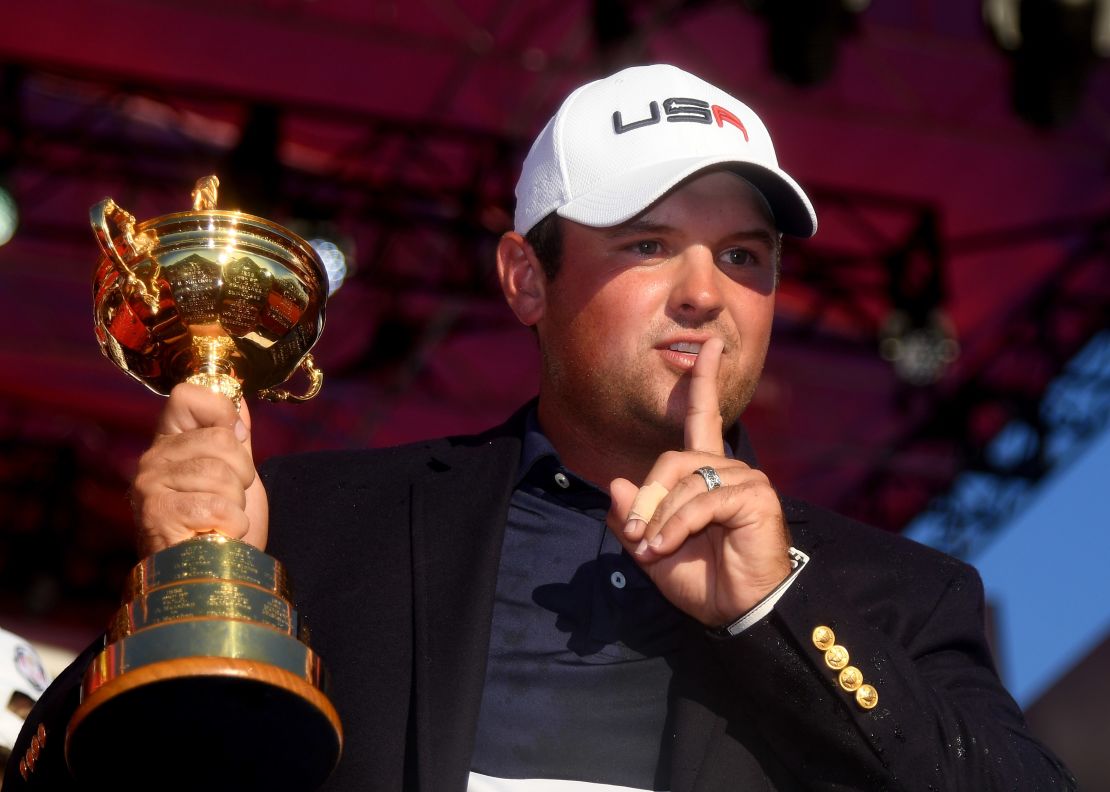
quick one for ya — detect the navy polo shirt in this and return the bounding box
[469,412,687,789]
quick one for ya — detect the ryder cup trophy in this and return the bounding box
[65,176,340,791]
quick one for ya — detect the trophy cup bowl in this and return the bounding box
[66,176,341,791]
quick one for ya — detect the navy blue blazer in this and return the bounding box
[6,412,1075,791]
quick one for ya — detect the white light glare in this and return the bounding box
[309,238,348,296]
[0,186,18,247]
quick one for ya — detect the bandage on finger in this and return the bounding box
[628,480,669,522]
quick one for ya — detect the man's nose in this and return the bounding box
[667,247,723,321]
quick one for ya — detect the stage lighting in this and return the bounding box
[290,219,355,297]
[879,210,960,385]
[0,183,17,247]
[750,0,871,87]
[0,66,22,247]
[593,0,636,55]
[221,104,282,214]
[308,236,350,296]
[984,0,1109,127]
[879,310,960,386]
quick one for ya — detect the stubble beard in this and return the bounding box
[541,334,766,458]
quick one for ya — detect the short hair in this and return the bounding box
[524,213,562,281]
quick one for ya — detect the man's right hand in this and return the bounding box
[130,382,269,556]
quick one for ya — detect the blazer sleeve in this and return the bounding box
[702,511,1077,791]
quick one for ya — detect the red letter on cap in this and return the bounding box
[712,106,748,141]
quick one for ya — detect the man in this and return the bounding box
[7,65,1074,791]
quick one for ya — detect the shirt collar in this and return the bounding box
[515,405,738,488]
[517,406,560,486]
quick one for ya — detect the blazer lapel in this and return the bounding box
[668,634,727,792]
[669,634,787,792]
[408,426,522,792]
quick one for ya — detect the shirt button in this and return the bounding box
[610,571,626,589]
[554,472,570,489]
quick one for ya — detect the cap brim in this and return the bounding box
[556,155,817,238]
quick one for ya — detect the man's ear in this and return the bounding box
[496,231,546,326]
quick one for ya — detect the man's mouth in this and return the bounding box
[668,341,702,354]
[658,340,710,371]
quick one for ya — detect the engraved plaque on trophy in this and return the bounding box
[66,176,341,791]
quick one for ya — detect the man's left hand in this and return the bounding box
[606,338,793,628]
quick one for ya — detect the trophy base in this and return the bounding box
[66,657,342,792]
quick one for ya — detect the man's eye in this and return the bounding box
[724,249,755,267]
[633,240,661,255]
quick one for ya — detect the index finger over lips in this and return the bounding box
[683,337,725,455]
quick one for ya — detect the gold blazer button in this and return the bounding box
[856,684,879,710]
[838,665,863,692]
[824,645,849,670]
[812,625,836,651]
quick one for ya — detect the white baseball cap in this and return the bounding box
[514,64,816,238]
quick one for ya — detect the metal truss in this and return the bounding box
[835,219,1110,554]
[1,60,1108,611]
[902,326,1110,560]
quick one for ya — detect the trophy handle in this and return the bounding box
[257,354,324,402]
[90,198,160,312]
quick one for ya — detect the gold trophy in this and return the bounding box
[66,176,341,790]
